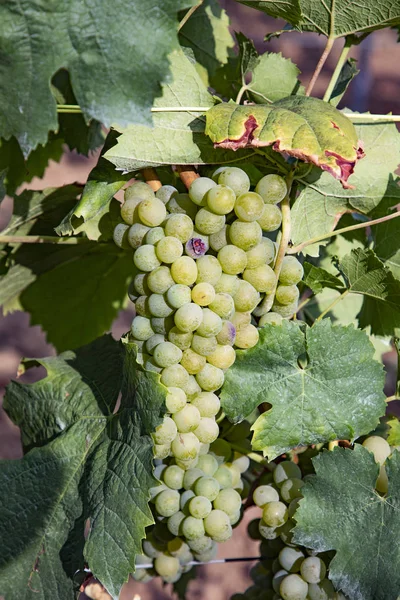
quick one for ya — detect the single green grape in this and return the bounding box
[163,465,185,490]
[147,266,174,294]
[231,311,251,331]
[215,274,240,296]
[135,295,150,317]
[300,556,326,584]
[146,333,166,355]
[196,308,223,337]
[138,197,167,227]
[160,364,190,388]
[195,208,226,235]
[189,177,217,206]
[213,488,242,517]
[206,344,236,369]
[174,302,203,333]
[153,341,183,367]
[273,461,302,487]
[153,415,178,445]
[167,283,192,309]
[189,495,212,519]
[165,214,194,242]
[246,238,275,268]
[191,334,217,356]
[153,443,171,459]
[156,236,183,264]
[229,220,262,251]
[173,404,201,433]
[280,478,304,503]
[243,264,276,293]
[194,476,220,501]
[171,432,201,460]
[131,315,155,340]
[127,223,150,249]
[154,553,180,578]
[196,453,219,476]
[156,184,178,204]
[191,282,216,306]
[134,244,161,271]
[280,573,308,600]
[207,184,236,215]
[187,535,213,554]
[196,255,222,285]
[279,256,304,285]
[148,293,174,317]
[208,293,235,320]
[120,196,142,225]
[125,181,155,202]
[133,273,150,296]
[234,192,264,222]
[253,485,279,507]
[258,204,282,232]
[216,321,236,346]
[232,453,250,474]
[307,579,336,600]
[214,465,233,489]
[271,300,298,318]
[233,280,260,312]
[218,245,248,275]
[204,509,232,542]
[165,387,187,413]
[193,418,220,444]
[196,364,224,392]
[218,167,250,196]
[181,516,205,540]
[167,510,185,536]
[171,256,198,286]
[145,226,165,245]
[209,225,230,252]
[180,348,206,375]
[262,501,289,527]
[259,312,283,327]
[191,392,220,417]
[275,284,300,305]
[255,174,287,204]
[278,547,305,573]
[168,326,193,350]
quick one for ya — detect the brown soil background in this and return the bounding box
[1,2,399,599]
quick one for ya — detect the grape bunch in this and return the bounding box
[234,460,346,600]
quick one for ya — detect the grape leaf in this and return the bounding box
[328,58,359,107]
[302,262,344,294]
[105,49,255,173]
[220,320,385,459]
[387,418,400,446]
[0,0,197,155]
[0,187,132,351]
[205,98,364,188]
[0,336,167,600]
[235,0,400,38]
[247,52,304,103]
[293,445,400,600]
[373,200,400,279]
[339,248,400,336]
[291,120,400,256]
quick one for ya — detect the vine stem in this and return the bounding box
[386,395,400,403]
[177,0,204,31]
[315,289,350,321]
[0,235,90,245]
[175,165,199,189]
[287,210,400,255]
[236,84,248,104]
[305,36,335,97]
[323,37,353,102]
[142,167,162,191]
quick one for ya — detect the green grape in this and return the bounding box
[131,316,155,340]
[279,257,304,285]
[145,226,165,245]
[233,280,260,312]
[167,284,192,309]
[191,334,217,356]
[216,321,236,346]
[135,295,150,317]
[196,308,223,337]
[194,476,220,501]
[259,312,283,327]
[196,363,224,392]
[148,266,174,294]
[229,220,262,251]
[181,349,206,375]
[231,311,251,331]
[143,355,162,373]
[154,553,180,578]
[185,233,209,259]
[153,416,178,445]
[218,245,248,275]
[246,238,275,269]
[207,344,236,369]
[255,174,287,204]
[173,404,201,433]
[258,204,282,232]
[204,509,232,542]
[209,225,230,252]
[279,574,308,600]
[212,166,228,182]
[195,208,226,235]
[166,387,187,413]
[121,196,142,225]
[182,375,202,399]
[153,341,182,367]
[243,264,276,293]
[193,418,220,443]
[196,255,223,285]
[271,300,298,318]
[214,465,233,489]
[280,478,304,503]
[189,176,217,206]
[300,556,326,584]
[174,303,203,333]
[142,536,162,558]
[125,181,155,202]
[156,236,183,264]
[253,485,280,507]
[362,435,391,465]
[207,184,236,214]
[189,495,212,519]
[163,465,185,490]
[127,223,150,249]
[192,282,216,306]
[168,327,193,350]
[183,468,204,491]
[154,443,171,459]
[148,293,174,317]
[155,488,180,517]
[165,214,194,243]
[191,392,220,418]
[167,193,198,220]
[146,333,165,355]
[138,197,167,227]
[307,579,336,600]
[215,274,240,295]
[234,192,264,222]
[263,501,289,527]
[235,324,259,349]
[156,184,178,204]
[160,364,190,388]
[196,454,219,476]
[213,488,242,517]
[272,570,289,593]
[181,516,205,540]
[171,432,201,460]
[278,547,305,573]
[276,285,300,306]
[218,167,250,196]
[259,519,279,540]
[229,510,242,525]
[273,461,302,487]
[187,535,213,554]
[134,244,161,271]
[194,542,218,562]
[232,453,250,473]
[171,256,198,286]
[180,489,196,511]
[134,273,150,296]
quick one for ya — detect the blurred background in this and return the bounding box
[1,1,399,598]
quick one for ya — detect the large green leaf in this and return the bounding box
[291,120,400,256]
[328,58,359,107]
[0,187,132,351]
[302,262,344,294]
[387,418,400,446]
[105,49,255,172]
[0,0,196,155]
[220,320,385,459]
[338,248,400,336]
[247,52,304,103]
[294,446,400,600]
[205,98,364,188]
[235,0,400,38]
[0,336,167,600]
